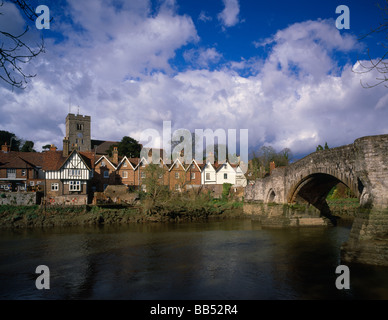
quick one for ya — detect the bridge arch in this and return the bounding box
[287,167,361,205]
[267,189,276,203]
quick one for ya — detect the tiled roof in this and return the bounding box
[42,151,66,171]
[0,151,43,169]
[92,141,119,155]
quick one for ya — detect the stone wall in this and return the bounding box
[0,192,41,205]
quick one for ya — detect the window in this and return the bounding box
[123,162,127,167]
[104,171,109,178]
[69,169,81,177]
[6,169,16,178]
[51,183,59,191]
[101,161,106,167]
[141,172,146,179]
[29,181,35,186]
[191,173,195,180]
[206,173,210,180]
[123,171,128,179]
[69,181,81,191]
[21,169,26,176]
[224,173,228,180]
[77,124,84,131]
[175,184,180,191]
[191,164,195,169]
[175,172,179,179]
[159,173,163,179]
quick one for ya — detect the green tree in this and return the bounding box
[0,130,20,151]
[20,140,35,152]
[107,136,141,158]
[42,144,51,151]
[119,136,141,158]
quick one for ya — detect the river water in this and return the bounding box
[1,218,388,300]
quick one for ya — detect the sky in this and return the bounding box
[0,0,388,160]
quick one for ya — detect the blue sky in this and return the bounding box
[1,0,387,159]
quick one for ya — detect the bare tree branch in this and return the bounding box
[353,0,388,88]
[0,0,45,89]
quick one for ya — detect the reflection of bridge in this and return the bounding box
[245,134,388,266]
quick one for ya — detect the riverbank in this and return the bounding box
[0,197,361,229]
[0,200,246,229]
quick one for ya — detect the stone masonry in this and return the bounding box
[244,134,388,266]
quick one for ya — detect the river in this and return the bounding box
[1,218,388,300]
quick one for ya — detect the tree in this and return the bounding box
[143,164,169,206]
[249,145,293,177]
[0,0,45,89]
[0,130,20,150]
[20,140,35,152]
[316,142,329,151]
[42,144,51,151]
[107,136,141,158]
[353,0,388,88]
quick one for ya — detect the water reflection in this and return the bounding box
[1,220,388,300]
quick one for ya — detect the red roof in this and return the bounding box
[0,151,43,169]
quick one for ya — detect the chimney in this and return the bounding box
[1,142,10,153]
[207,151,215,165]
[50,144,57,152]
[63,138,69,157]
[113,146,118,164]
[270,161,276,175]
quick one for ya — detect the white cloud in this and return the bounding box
[218,0,240,28]
[183,48,223,68]
[198,11,212,23]
[0,4,387,158]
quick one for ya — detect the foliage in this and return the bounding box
[0,130,20,151]
[42,144,51,151]
[107,136,141,158]
[143,163,170,206]
[222,183,232,200]
[20,140,35,152]
[316,142,329,151]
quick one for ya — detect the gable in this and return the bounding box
[117,156,135,170]
[95,155,116,170]
[62,152,91,171]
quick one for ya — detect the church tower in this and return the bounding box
[64,113,91,154]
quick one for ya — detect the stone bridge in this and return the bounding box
[244,134,388,266]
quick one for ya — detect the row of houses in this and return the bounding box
[0,142,247,205]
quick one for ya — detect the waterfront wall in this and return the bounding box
[0,192,41,206]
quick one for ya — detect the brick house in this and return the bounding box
[168,159,187,191]
[185,159,202,186]
[0,143,45,191]
[93,155,118,192]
